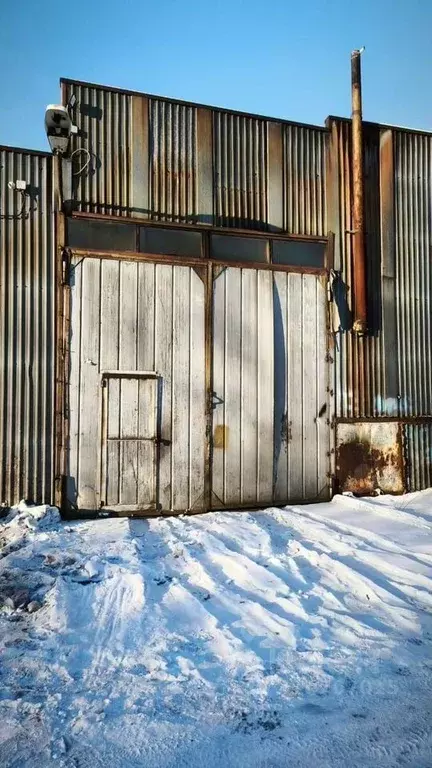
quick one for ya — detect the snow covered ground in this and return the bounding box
[1,492,432,767]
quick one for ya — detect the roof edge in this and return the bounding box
[0,143,51,158]
[60,77,328,133]
[326,115,432,137]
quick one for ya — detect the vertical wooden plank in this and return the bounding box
[211,269,226,505]
[155,264,173,510]
[137,378,156,506]
[100,260,120,506]
[67,256,82,508]
[189,269,206,508]
[224,268,242,506]
[316,278,330,499]
[241,269,258,503]
[273,271,288,501]
[302,274,318,498]
[137,262,156,506]
[137,262,155,371]
[78,258,101,509]
[257,270,274,502]
[119,261,138,506]
[171,267,191,510]
[288,273,303,498]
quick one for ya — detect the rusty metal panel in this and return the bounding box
[213,111,268,230]
[395,131,432,417]
[66,257,206,513]
[149,98,197,223]
[337,422,403,495]
[62,81,132,216]
[404,422,432,491]
[283,124,327,236]
[211,268,331,506]
[0,147,55,506]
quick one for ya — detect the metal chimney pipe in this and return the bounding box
[351,48,367,334]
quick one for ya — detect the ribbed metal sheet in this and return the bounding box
[212,268,331,506]
[62,82,132,216]
[404,423,432,491]
[149,98,197,223]
[61,79,328,236]
[0,147,55,506]
[213,112,268,230]
[67,257,206,512]
[395,131,432,416]
[330,120,386,418]
[283,124,327,236]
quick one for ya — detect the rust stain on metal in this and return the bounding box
[337,422,403,495]
[213,424,228,450]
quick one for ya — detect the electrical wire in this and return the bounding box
[0,190,29,220]
[70,147,91,176]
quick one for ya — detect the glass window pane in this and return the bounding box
[272,239,326,267]
[67,218,136,251]
[139,227,202,258]
[210,234,268,263]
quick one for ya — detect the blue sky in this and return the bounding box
[0,0,431,151]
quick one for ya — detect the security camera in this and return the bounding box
[45,105,77,155]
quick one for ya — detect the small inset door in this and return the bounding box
[100,371,159,513]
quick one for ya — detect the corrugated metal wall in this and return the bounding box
[404,423,432,492]
[213,112,268,229]
[212,268,331,506]
[329,119,386,418]
[328,117,432,492]
[63,82,132,216]
[61,79,327,237]
[149,98,197,223]
[0,147,55,506]
[283,124,327,236]
[67,257,206,512]
[395,130,432,417]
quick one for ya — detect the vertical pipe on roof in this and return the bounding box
[351,49,367,334]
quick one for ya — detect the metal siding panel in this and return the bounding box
[395,131,432,417]
[64,82,131,216]
[213,112,268,230]
[149,99,197,224]
[0,148,55,507]
[283,124,327,236]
